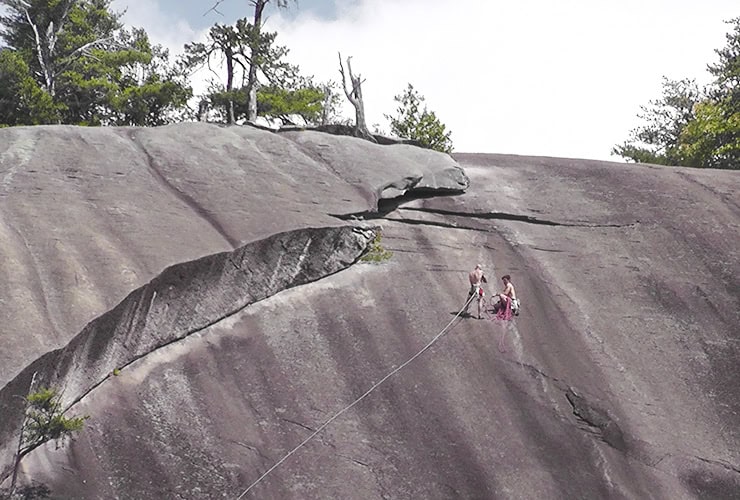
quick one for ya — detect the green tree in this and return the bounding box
[385,83,453,153]
[185,16,332,126]
[612,77,701,165]
[5,385,87,499]
[0,0,121,99]
[107,29,192,126]
[680,17,740,169]
[0,49,60,125]
[707,17,740,110]
[256,83,324,125]
[614,18,739,169]
[183,20,253,124]
[678,101,740,168]
[244,0,294,121]
[0,0,191,126]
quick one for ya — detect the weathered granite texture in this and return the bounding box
[0,123,468,387]
[1,127,738,499]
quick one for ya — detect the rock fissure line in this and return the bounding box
[504,358,568,389]
[337,454,371,468]
[497,358,677,476]
[692,455,740,475]
[281,418,315,433]
[334,207,638,231]
[61,293,278,416]
[128,130,239,248]
[228,439,270,462]
[383,217,493,233]
[331,189,466,221]
[400,207,640,228]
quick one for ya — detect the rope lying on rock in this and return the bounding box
[235,293,478,499]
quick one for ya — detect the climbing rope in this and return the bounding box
[234,293,478,499]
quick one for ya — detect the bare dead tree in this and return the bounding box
[338,52,375,141]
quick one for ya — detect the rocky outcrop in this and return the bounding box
[0,224,375,483]
[0,123,467,387]
[1,128,738,499]
[278,123,424,147]
[278,130,468,199]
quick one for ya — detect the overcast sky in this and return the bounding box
[111,0,738,161]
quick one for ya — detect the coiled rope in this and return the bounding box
[235,292,478,499]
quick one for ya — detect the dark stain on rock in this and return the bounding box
[682,468,740,500]
[565,388,627,453]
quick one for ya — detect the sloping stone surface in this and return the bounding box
[0,224,375,483]
[279,130,468,200]
[0,123,467,387]
[1,130,738,499]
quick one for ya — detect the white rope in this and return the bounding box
[235,292,478,499]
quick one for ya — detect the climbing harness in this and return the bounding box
[234,293,478,498]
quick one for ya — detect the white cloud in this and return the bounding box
[113,0,198,50]
[115,0,739,160]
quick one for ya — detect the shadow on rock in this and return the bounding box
[1,483,51,499]
[683,468,740,500]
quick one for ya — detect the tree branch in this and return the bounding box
[203,0,226,17]
[55,36,115,75]
[46,0,74,56]
[23,7,52,91]
[338,52,353,103]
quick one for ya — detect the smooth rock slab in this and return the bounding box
[0,224,375,483]
[0,123,467,386]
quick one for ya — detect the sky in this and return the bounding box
[110,0,738,161]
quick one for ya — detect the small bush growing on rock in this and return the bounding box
[4,384,87,499]
[361,232,393,263]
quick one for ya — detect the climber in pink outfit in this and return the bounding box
[493,275,517,320]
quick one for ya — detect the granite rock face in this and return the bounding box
[0,123,468,387]
[0,224,375,486]
[1,128,738,499]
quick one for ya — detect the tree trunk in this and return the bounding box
[7,451,23,499]
[198,98,210,122]
[6,372,37,499]
[226,47,235,124]
[338,53,375,142]
[350,73,371,139]
[246,0,267,122]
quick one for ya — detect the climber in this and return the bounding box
[493,274,519,319]
[464,264,487,319]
